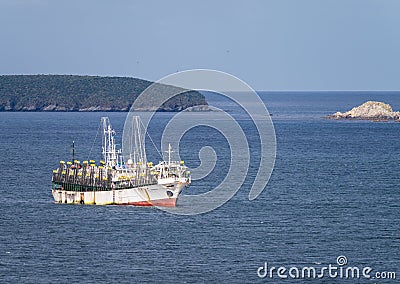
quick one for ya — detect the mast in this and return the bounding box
[72,141,75,162]
[164,143,174,166]
[102,117,118,169]
[130,116,147,166]
[168,143,172,166]
[101,115,149,170]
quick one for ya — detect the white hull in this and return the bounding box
[52,182,184,207]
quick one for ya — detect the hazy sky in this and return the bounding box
[0,0,399,91]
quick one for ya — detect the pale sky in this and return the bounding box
[0,0,399,91]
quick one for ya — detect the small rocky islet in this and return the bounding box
[326,101,400,122]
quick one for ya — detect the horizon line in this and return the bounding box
[256,90,400,92]
[1,74,400,93]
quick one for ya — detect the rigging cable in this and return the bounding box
[87,120,102,161]
[140,119,164,160]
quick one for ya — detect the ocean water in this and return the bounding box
[0,92,399,283]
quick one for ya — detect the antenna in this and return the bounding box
[72,141,75,162]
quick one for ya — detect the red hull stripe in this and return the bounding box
[117,198,177,207]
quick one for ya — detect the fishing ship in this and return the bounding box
[51,116,191,206]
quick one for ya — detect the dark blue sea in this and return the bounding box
[0,92,399,283]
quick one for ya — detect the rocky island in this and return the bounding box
[0,75,208,112]
[326,101,400,122]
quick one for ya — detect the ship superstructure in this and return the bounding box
[51,116,190,206]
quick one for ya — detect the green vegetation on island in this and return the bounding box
[0,75,208,111]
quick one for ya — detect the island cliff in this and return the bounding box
[326,101,400,121]
[0,75,208,112]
